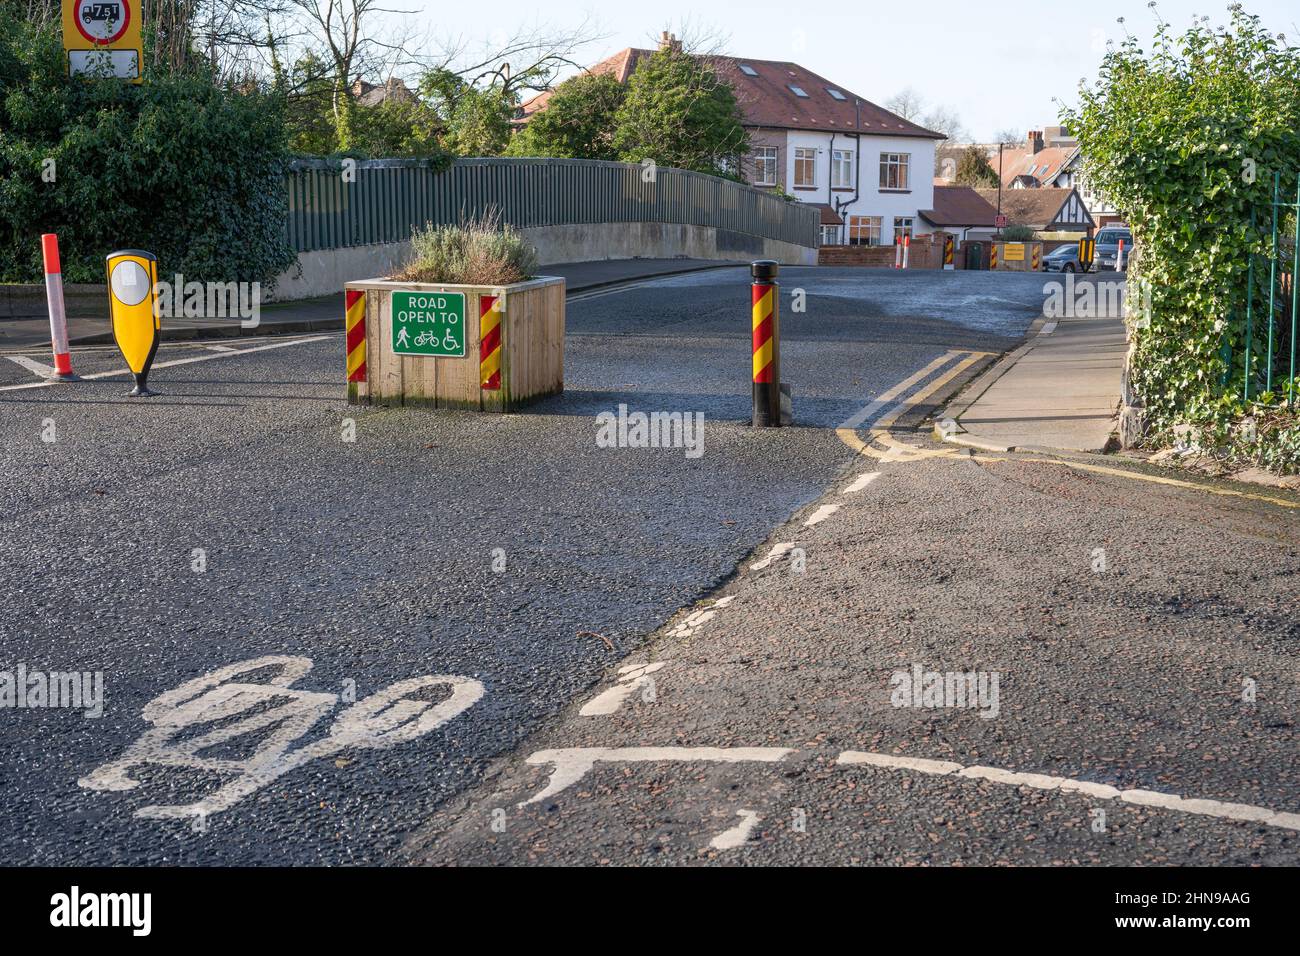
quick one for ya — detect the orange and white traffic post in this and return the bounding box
[893,236,903,269]
[751,260,782,427]
[1116,239,1126,271]
[902,234,911,270]
[41,234,76,381]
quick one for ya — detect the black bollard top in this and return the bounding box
[751,260,779,282]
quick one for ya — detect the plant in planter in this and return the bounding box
[345,214,563,411]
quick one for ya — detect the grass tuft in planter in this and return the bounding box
[395,212,538,286]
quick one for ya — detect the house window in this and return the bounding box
[848,215,882,246]
[831,149,853,188]
[794,148,817,187]
[879,153,910,190]
[893,217,914,242]
[752,147,778,186]
[819,224,841,246]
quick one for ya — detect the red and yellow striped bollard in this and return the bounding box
[751,260,781,427]
[1031,244,1042,271]
[480,294,502,390]
[990,243,999,271]
[345,289,366,402]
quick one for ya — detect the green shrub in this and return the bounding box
[396,212,538,285]
[1000,225,1035,242]
[0,12,295,286]
[1066,6,1300,473]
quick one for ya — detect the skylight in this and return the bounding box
[789,85,809,97]
[827,89,846,100]
[739,64,758,76]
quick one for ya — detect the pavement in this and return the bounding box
[937,278,1128,453]
[0,258,738,353]
[0,267,1040,865]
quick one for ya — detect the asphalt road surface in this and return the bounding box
[0,267,1042,864]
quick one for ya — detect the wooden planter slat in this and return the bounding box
[344,277,564,411]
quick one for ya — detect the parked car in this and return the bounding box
[1094,226,1133,271]
[1042,244,1080,273]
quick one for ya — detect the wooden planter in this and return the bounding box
[344,276,564,411]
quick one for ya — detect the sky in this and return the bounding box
[392,0,1300,141]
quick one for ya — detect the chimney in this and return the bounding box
[1027,130,1044,154]
[659,31,682,54]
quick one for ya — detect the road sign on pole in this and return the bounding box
[63,0,143,84]
[995,214,1008,229]
[105,249,160,396]
[391,291,466,357]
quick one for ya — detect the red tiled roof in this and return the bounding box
[974,187,1091,230]
[521,48,943,140]
[918,185,999,227]
[996,146,1075,188]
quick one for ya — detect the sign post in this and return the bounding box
[105,249,160,396]
[62,0,143,83]
[391,291,467,357]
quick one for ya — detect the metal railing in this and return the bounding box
[283,157,819,254]
[1240,171,1299,404]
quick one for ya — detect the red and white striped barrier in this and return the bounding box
[893,237,903,270]
[42,234,75,380]
[1116,239,1126,272]
[902,234,911,270]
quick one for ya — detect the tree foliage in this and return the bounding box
[506,72,625,160]
[610,48,748,177]
[0,11,295,285]
[955,146,999,188]
[1065,5,1300,470]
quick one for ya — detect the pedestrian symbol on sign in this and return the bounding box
[396,326,411,350]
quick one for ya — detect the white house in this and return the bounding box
[520,35,945,247]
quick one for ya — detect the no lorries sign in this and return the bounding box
[391,291,466,357]
[63,0,143,82]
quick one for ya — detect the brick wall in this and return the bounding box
[818,233,948,269]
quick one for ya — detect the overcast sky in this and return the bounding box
[396,0,1299,141]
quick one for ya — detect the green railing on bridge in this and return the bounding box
[284,157,819,254]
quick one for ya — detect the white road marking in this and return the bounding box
[842,472,881,494]
[0,335,331,393]
[709,809,760,850]
[1040,321,1058,334]
[750,542,795,571]
[518,746,795,806]
[580,662,667,717]
[200,343,238,352]
[78,655,484,820]
[836,750,1300,832]
[6,355,56,378]
[804,504,840,527]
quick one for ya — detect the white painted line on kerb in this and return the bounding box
[0,336,331,393]
[836,750,1300,832]
[6,355,56,378]
[519,747,795,806]
[579,662,666,717]
[842,472,881,494]
[709,810,760,850]
[200,343,238,352]
[1040,321,1058,334]
[750,542,795,571]
[804,504,840,527]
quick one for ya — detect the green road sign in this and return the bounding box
[391,291,466,357]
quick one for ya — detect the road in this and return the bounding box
[0,267,1040,865]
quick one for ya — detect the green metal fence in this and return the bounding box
[1240,171,1300,404]
[283,157,819,254]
